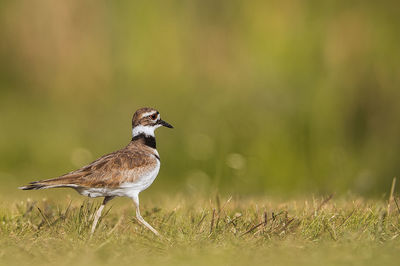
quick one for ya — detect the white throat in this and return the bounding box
[132,125,160,137]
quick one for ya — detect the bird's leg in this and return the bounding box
[91,196,114,235]
[132,194,159,236]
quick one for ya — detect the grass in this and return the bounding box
[1,193,400,266]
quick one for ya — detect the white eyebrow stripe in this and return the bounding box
[141,111,157,118]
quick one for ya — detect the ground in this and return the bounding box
[1,194,400,266]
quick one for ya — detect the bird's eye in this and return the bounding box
[151,114,157,120]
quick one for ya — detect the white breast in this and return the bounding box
[120,158,160,193]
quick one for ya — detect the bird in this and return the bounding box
[19,107,173,236]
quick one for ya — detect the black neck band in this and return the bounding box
[132,134,156,149]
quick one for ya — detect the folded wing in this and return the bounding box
[19,150,155,190]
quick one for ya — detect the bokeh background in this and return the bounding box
[1,0,400,198]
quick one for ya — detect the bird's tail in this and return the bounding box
[18,178,75,190]
[19,181,50,190]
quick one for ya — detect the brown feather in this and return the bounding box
[28,140,158,189]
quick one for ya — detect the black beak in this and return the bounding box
[158,119,173,128]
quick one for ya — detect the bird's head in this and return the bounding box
[132,107,173,137]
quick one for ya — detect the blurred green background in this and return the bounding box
[1,0,399,198]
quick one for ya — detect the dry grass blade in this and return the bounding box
[216,195,221,213]
[63,200,72,218]
[393,197,400,215]
[215,196,232,229]
[281,218,295,231]
[197,213,207,228]
[387,177,396,215]
[226,213,242,226]
[316,194,334,212]
[107,216,124,236]
[23,201,36,217]
[337,210,355,229]
[37,207,51,229]
[209,209,216,234]
[264,212,268,226]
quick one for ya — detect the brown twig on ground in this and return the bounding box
[241,212,274,236]
[241,221,265,236]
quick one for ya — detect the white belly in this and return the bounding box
[76,159,160,198]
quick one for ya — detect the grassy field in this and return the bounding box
[1,1,400,265]
[1,193,400,266]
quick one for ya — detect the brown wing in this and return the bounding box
[33,149,156,188]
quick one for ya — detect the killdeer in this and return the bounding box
[19,107,173,236]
